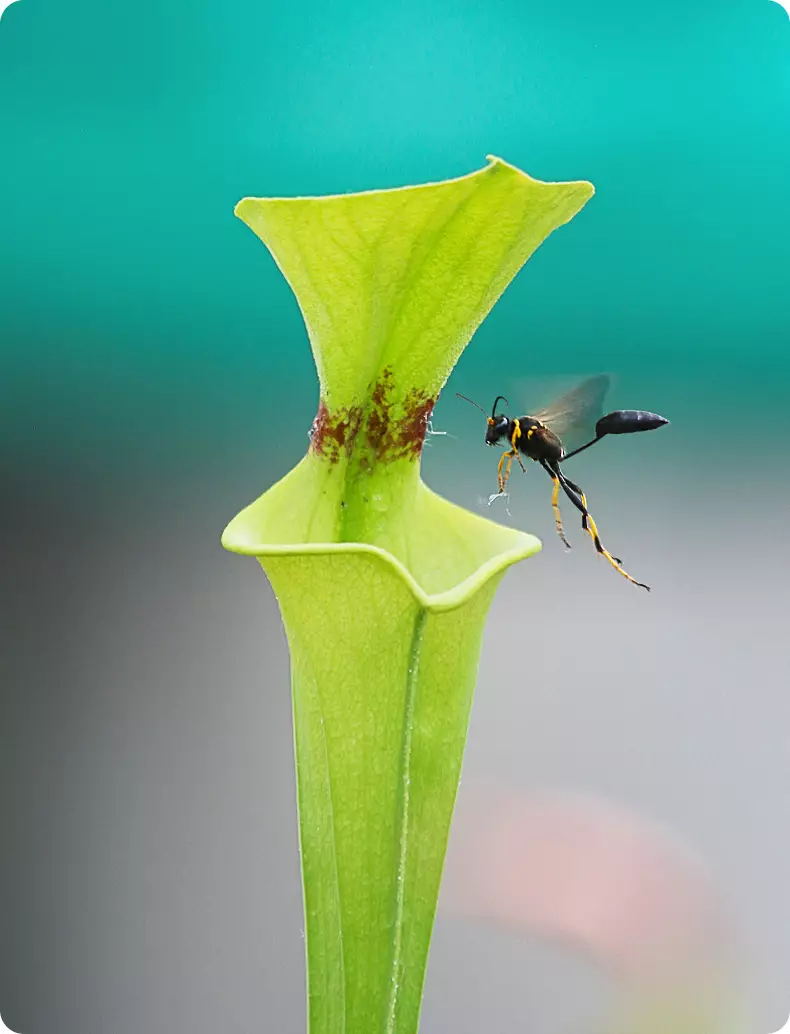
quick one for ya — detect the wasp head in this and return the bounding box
[485,414,509,445]
[455,392,511,446]
[485,396,510,445]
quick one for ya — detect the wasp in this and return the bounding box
[457,375,669,591]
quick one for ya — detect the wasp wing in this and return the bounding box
[531,374,611,452]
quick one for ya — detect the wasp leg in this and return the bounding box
[553,465,650,591]
[494,421,527,494]
[557,473,595,551]
[496,450,513,492]
[539,459,572,548]
[496,449,520,492]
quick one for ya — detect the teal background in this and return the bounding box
[1,0,789,491]
[2,1,790,1033]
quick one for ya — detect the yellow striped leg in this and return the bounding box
[550,475,572,549]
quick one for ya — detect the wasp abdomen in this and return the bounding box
[596,410,669,437]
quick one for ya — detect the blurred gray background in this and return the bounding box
[3,370,790,1032]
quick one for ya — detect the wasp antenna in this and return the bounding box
[491,395,509,418]
[455,393,489,416]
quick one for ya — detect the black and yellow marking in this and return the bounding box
[456,382,667,592]
[556,468,650,591]
[496,450,511,492]
[496,420,525,493]
[549,474,572,549]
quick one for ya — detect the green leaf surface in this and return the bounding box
[235,155,592,415]
[223,156,594,1033]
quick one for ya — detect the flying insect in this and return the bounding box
[456,375,669,591]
